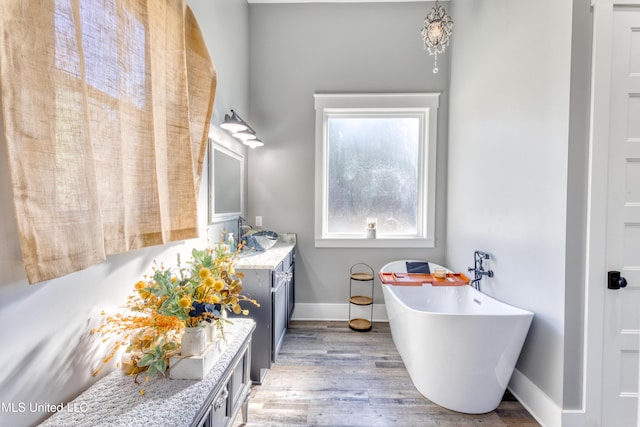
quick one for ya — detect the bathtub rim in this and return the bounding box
[380,260,534,318]
[381,282,534,318]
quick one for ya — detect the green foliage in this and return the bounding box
[136,341,179,377]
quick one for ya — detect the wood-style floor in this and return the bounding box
[234,321,540,427]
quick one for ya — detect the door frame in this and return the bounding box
[584,1,639,425]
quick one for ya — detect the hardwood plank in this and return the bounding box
[234,321,540,427]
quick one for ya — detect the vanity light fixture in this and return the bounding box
[245,138,264,149]
[220,110,248,133]
[421,0,453,74]
[232,130,257,141]
[220,109,264,148]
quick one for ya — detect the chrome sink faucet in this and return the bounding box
[468,250,494,290]
[237,216,252,237]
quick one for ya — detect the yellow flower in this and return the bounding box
[214,279,225,292]
[134,281,146,290]
[211,294,221,304]
[232,303,242,314]
[178,296,191,308]
[171,276,178,283]
[228,267,235,275]
[204,276,214,287]
[199,268,211,279]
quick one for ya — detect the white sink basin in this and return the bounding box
[242,230,279,252]
[253,230,278,250]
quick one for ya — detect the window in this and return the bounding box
[314,93,439,248]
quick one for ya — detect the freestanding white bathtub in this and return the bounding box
[380,260,533,414]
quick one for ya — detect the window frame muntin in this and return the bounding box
[314,93,440,248]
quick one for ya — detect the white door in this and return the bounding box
[602,6,640,426]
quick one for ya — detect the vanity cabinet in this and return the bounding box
[38,319,255,427]
[194,334,252,427]
[235,238,296,384]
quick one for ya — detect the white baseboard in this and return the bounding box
[509,368,562,427]
[291,303,388,322]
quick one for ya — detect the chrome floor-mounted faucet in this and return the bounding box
[468,250,494,290]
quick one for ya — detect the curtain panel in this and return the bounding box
[0,0,216,284]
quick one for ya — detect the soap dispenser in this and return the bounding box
[227,232,235,252]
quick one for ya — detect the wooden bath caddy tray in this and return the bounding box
[379,272,471,286]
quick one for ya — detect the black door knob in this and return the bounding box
[619,276,628,288]
[608,271,628,289]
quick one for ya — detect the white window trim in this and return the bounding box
[314,93,440,248]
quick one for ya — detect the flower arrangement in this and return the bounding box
[92,242,258,388]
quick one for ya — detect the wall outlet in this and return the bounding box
[255,216,262,227]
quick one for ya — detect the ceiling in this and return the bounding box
[247,0,447,3]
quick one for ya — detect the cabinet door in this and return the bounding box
[228,342,251,426]
[272,276,287,361]
[286,263,295,326]
[230,347,248,409]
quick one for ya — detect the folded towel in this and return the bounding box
[406,261,430,274]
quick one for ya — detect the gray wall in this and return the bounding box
[246,2,450,309]
[189,0,249,127]
[0,2,248,425]
[188,0,250,243]
[189,0,250,243]
[446,0,590,420]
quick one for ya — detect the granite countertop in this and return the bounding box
[39,319,255,427]
[234,233,296,270]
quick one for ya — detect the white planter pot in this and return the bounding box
[205,321,218,344]
[181,327,206,357]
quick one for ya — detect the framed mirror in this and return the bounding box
[209,140,244,222]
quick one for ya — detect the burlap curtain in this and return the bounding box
[0,0,216,284]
